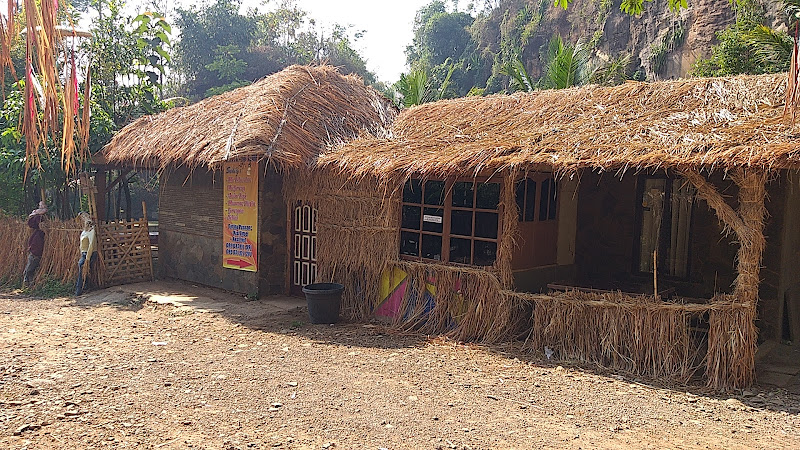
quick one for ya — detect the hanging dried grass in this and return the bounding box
[284,169,399,320]
[0,1,87,175]
[706,295,756,391]
[509,290,754,389]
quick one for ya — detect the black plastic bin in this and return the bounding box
[302,283,344,324]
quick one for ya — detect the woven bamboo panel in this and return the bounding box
[97,218,154,286]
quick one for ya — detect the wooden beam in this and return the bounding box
[94,169,106,222]
[105,169,132,194]
[679,170,745,238]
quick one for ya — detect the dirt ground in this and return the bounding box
[2,281,800,449]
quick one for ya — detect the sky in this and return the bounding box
[239,0,432,83]
[0,0,434,83]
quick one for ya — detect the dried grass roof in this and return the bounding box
[318,73,800,179]
[102,65,397,171]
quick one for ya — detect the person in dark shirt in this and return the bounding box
[22,205,47,287]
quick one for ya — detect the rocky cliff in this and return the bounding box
[479,0,778,82]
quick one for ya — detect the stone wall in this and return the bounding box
[159,168,258,294]
[259,169,287,295]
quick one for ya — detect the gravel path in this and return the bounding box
[2,286,800,449]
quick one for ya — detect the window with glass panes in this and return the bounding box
[400,178,501,266]
[515,176,557,223]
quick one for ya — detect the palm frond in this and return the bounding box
[397,69,431,107]
[499,58,535,93]
[743,25,792,72]
[543,36,589,89]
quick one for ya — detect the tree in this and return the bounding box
[691,0,791,77]
[174,0,377,100]
[85,0,170,125]
[174,0,255,100]
[405,1,485,97]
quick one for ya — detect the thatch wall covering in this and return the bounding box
[0,215,83,287]
[284,170,399,319]
[318,73,798,178]
[513,291,754,390]
[103,65,397,171]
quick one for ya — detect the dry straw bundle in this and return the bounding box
[508,290,754,390]
[389,260,523,343]
[0,215,29,283]
[318,73,797,179]
[104,65,397,172]
[0,215,82,287]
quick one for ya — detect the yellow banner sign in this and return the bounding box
[223,161,258,272]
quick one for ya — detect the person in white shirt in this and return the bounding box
[75,212,97,296]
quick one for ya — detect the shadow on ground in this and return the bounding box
[26,279,800,415]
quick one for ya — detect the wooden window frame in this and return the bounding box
[515,174,558,224]
[633,175,695,280]
[399,177,503,267]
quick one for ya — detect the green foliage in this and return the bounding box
[394,62,458,107]
[690,0,790,77]
[540,35,589,89]
[617,0,685,15]
[500,57,535,92]
[649,22,687,75]
[133,11,172,93]
[619,0,650,15]
[405,1,488,98]
[85,0,170,125]
[175,0,256,99]
[590,54,632,86]
[0,78,115,217]
[553,0,571,10]
[205,45,248,83]
[27,277,74,298]
[174,0,376,100]
[396,69,432,107]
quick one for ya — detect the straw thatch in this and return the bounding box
[285,168,521,331]
[0,215,83,287]
[512,290,753,390]
[318,73,800,178]
[103,65,397,171]
[284,170,399,320]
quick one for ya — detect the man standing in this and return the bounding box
[22,201,47,288]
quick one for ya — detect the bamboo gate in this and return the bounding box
[79,172,154,287]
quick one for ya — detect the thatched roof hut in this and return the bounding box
[102,65,397,171]
[318,73,798,178]
[302,73,800,391]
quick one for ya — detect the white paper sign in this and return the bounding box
[423,214,443,224]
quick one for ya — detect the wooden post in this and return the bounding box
[680,168,766,390]
[94,168,106,222]
[143,201,154,281]
[731,168,768,310]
